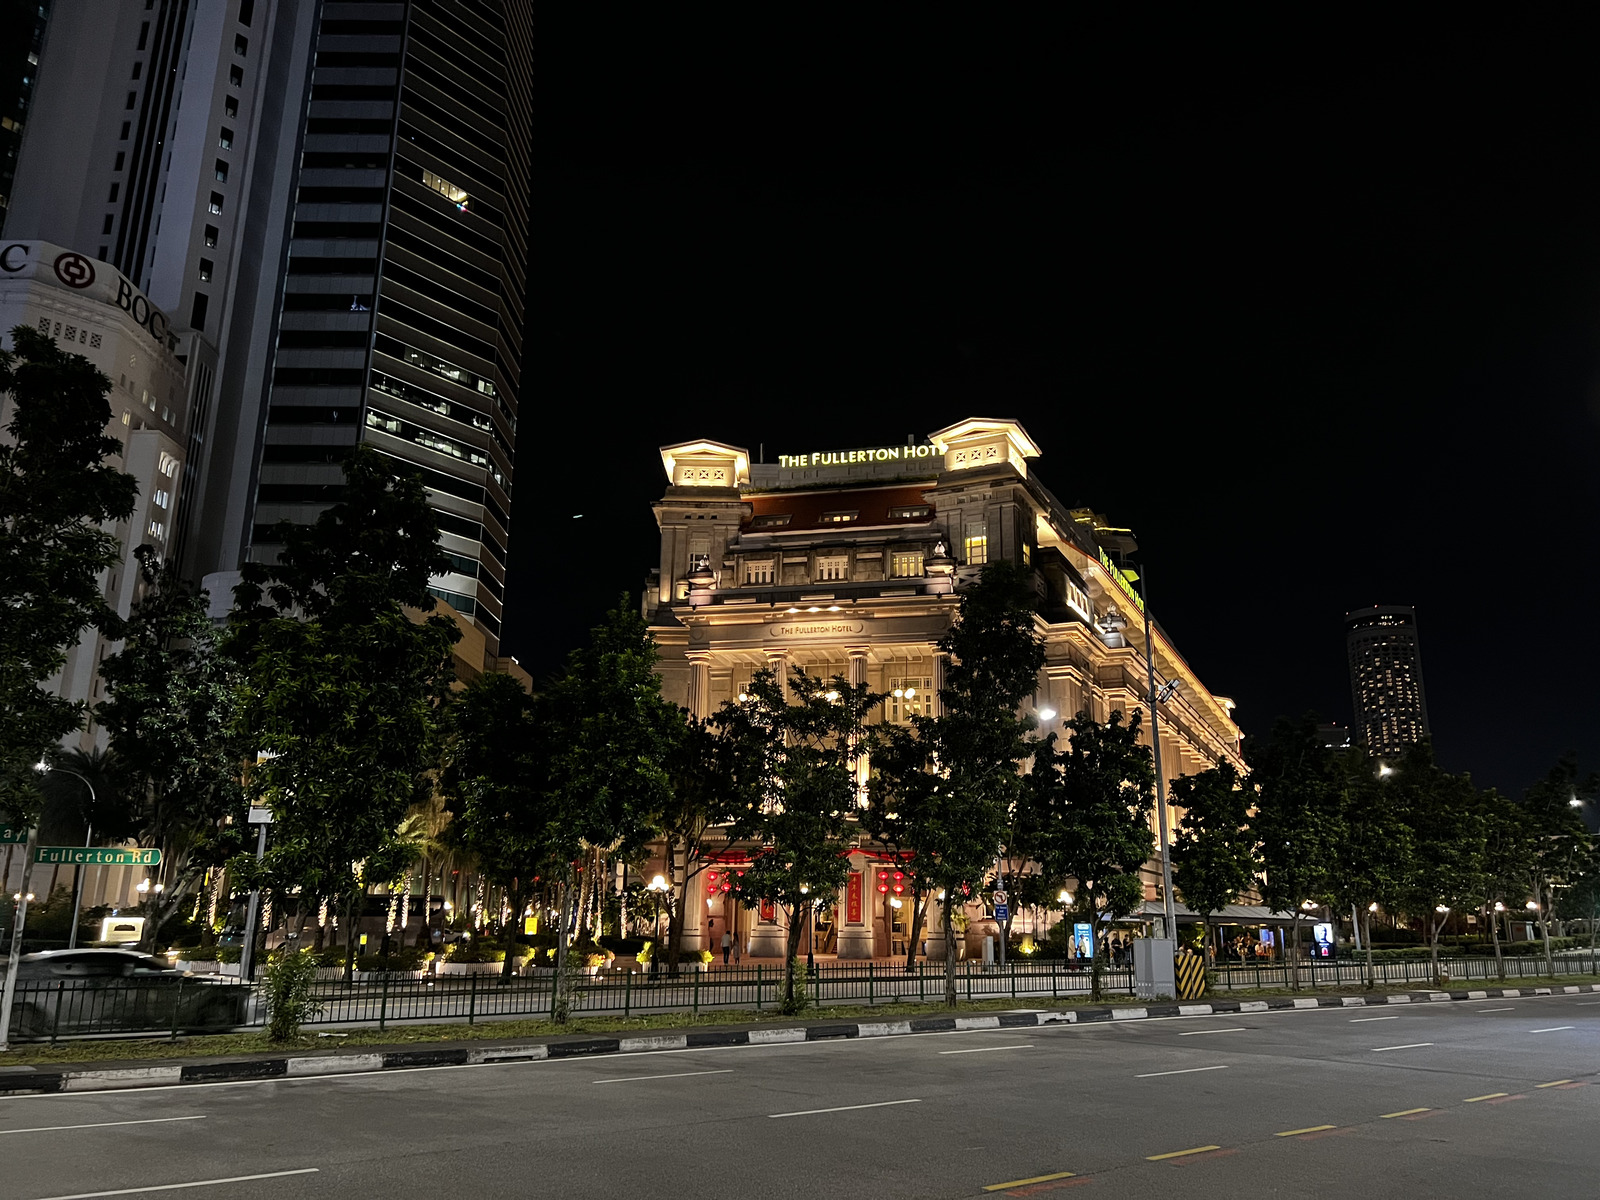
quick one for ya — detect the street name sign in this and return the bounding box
[0,824,25,845]
[35,846,161,867]
[247,807,274,824]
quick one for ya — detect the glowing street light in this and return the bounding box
[1037,707,1057,722]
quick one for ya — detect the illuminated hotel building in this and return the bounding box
[1345,604,1430,757]
[647,419,1245,958]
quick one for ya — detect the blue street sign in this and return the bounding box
[994,904,1010,920]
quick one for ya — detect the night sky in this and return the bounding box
[512,15,1600,796]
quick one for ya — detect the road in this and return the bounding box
[4,992,1600,1199]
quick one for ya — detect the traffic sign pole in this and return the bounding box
[0,826,40,1053]
[240,808,271,982]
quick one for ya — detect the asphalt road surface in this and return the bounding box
[4,992,1600,1200]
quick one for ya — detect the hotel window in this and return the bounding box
[120,121,130,140]
[224,96,237,118]
[887,678,931,723]
[198,258,213,282]
[964,523,988,565]
[815,555,848,582]
[219,127,233,149]
[234,34,248,55]
[229,64,243,88]
[744,560,775,586]
[114,152,125,170]
[751,514,790,528]
[108,183,119,202]
[209,192,224,215]
[890,551,924,578]
[820,511,858,524]
[204,224,218,248]
[215,159,229,182]
[422,169,470,209]
[888,505,930,519]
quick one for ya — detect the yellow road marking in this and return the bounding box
[983,1171,1076,1191]
[1380,1108,1430,1118]
[1146,1145,1222,1161]
[1464,1093,1507,1103]
[1275,1125,1336,1136]
[1536,1080,1573,1088]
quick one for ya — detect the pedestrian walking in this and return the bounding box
[721,929,733,964]
[732,934,742,964]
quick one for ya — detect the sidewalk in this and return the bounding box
[6,980,1598,1098]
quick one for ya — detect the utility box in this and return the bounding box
[1134,938,1176,1000]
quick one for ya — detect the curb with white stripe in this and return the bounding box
[5,982,1598,1097]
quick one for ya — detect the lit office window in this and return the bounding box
[890,551,924,578]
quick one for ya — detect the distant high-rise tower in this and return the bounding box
[1345,604,1430,757]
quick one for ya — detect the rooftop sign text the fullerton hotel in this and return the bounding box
[777,444,941,469]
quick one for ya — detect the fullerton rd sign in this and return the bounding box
[778,444,940,469]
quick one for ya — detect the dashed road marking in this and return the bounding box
[1177,1028,1247,1036]
[1536,1080,1574,1088]
[1275,1124,1336,1136]
[1381,1108,1430,1118]
[592,1069,733,1084]
[1147,1145,1222,1161]
[1464,1093,1507,1103]
[769,1098,920,1118]
[1135,1065,1229,1078]
[1371,1043,1433,1052]
[983,1170,1076,1192]
[942,1045,1034,1055]
[1530,1026,1575,1034]
[1350,1016,1399,1022]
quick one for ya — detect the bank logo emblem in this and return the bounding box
[53,251,96,290]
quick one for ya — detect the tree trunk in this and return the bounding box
[781,902,806,1012]
[1289,915,1301,991]
[904,887,927,973]
[342,894,359,984]
[1202,915,1214,971]
[1364,909,1375,990]
[552,879,575,1022]
[1089,898,1104,1003]
[1490,904,1506,982]
[943,890,959,1007]
[1427,913,1441,986]
[501,880,523,981]
[1590,905,1598,977]
[1536,877,1554,976]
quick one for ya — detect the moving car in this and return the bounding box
[4,949,251,1039]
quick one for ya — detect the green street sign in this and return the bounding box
[34,846,161,867]
[0,824,25,845]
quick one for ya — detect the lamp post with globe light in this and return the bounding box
[648,874,668,975]
[33,760,97,950]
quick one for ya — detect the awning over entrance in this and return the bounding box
[1130,901,1300,926]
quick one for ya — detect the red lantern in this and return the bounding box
[892,870,905,896]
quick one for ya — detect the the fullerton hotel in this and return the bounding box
[647,419,1245,961]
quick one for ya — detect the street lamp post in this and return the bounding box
[648,874,668,976]
[1137,569,1179,942]
[35,762,97,950]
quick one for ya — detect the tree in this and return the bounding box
[1386,744,1487,986]
[1247,718,1344,990]
[442,671,553,980]
[1518,756,1595,975]
[1170,761,1257,969]
[1026,710,1156,1001]
[1324,751,1410,989]
[865,560,1043,1004]
[96,553,247,950]
[655,714,738,970]
[0,326,137,820]
[230,447,459,980]
[1478,789,1532,981]
[718,667,877,1014]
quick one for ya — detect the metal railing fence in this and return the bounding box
[7,952,1595,1042]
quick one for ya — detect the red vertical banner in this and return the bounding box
[760,898,775,923]
[847,872,863,924]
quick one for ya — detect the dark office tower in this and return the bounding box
[1345,604,1431,758]
[251,0,530,655]
[0,0,51,237]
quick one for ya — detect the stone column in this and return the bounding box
[922,888,947,962]
[836,858,873,959]
[686,651,712,721]
[847,646,870,806]
[765,648,790,701]
[931,650,948,717]
[679,849,706,953]
[746,898,787,958]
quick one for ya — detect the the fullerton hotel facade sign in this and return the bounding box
[777,444,941,469]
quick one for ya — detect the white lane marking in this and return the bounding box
[1350,1016,1400,1023]
[1576,1002,1600,1006]
[939,1045,1034,1055]
[31,1168,319,1199]
[1476,1007,1516,1013]
[1530,1027,1575,1034]
[1136,1065,1230,1078]
[769,1098,921,1118]
[0,1116,205,1137]
[592,1069,732,1084]
[1371,1043,1434,1052]
[1177,1028,1247,1036]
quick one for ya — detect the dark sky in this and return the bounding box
[510,15,1600,796]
